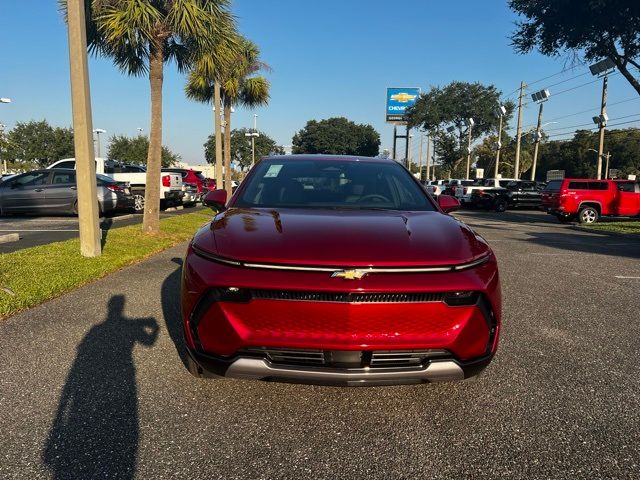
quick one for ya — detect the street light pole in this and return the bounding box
[93,128,105,157]
[531,102,544,181]
[66,0,101,257]
[418,133,423,180]
[252,114,258,166]
[596,75,608,180]
[604,151,611,179]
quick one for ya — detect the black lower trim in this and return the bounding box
[186,347,495,381]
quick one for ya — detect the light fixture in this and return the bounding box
[0,98,11,104]
[494,105,506,118]
[531,89,550,102]
[589,58,616,77]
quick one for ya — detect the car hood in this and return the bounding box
[194,208,490,267]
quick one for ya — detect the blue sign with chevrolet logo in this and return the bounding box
[386,87,420,123]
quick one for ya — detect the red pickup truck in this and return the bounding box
[541,178,640,224]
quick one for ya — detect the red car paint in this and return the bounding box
[181,155,501,385]
[541,178,640,221]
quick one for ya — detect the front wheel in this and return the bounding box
[578,206,599,224]
[494,199,508,213]
[132,191,145,213]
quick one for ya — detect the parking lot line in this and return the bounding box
[0,229,80,232]
[614,276,640,279]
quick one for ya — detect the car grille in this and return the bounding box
[241,348,451,368]
[249,290,444,303]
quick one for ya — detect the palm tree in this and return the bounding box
[186,36,270,196]
[61,0,236,234]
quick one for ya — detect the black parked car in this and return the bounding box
[470,180,547,212]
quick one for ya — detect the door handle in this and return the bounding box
[70,186,77,190]
[35,188,44,192]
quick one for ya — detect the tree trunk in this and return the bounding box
[223,100,233,198]
[142,41,164,235]
[213,81,223,190]
[614,61,640,96]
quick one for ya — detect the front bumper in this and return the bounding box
[182,246,501,385]
[186,348,494,386]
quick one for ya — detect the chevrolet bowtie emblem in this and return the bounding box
[331,269,369,280]
[390,92,417,103]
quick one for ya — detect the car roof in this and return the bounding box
[260,154,394,163]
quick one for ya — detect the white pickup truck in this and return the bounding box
[48,157,182,212]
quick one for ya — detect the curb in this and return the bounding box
[0,233,20,244]
[570,224,640,238]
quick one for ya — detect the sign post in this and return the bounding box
[386,88,420,169]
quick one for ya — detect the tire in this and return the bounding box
[132,191,145,213]
[578,206,599,224]
[494,199,508,213]
[71,201,102,217]
[186,353,204,378]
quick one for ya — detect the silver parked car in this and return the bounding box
[0,169,134,216]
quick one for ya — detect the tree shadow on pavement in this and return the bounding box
[523,230,640,259]
[161,257,189,369]
[42,295,158,480]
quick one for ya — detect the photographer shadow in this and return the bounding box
[42,295,158,480]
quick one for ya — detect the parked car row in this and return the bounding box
[0,168,134,216]
[0,160,223,216]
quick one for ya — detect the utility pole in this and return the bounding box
[213,81,223,189]
[495,111,505,178]
[418,133,424,180]
[531,101,544,181]
[93,128,105,158]
[465,118,474,180]
[513,81,526,178]
[425,134,431,181]
[596,75,608,180]
[66,0,101,257]
[252,114,258,166]
[404,126,410,168]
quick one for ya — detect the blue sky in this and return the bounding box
[1,0,639,165]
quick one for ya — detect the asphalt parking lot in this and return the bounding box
[0,205,206,254]
[0,210,639,479]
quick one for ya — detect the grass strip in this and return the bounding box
[0,211,212,318]
[580,221,640,235]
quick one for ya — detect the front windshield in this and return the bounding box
[234,159,435,211]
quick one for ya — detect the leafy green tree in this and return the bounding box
[509,0,640,95]
[473,131,534,178]
[0,120,74,168]
[63,0,237,234]
[107,135,180,167]
[204,128,284,169]
[186,36,270,196]
[292,117,380,156]
[406,82,514,173]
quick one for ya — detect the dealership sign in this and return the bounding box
[386,87,420,123]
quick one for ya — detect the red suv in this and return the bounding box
[541,178,640,224]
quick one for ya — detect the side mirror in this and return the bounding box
[438,194,460,213]
[203,189,227,211]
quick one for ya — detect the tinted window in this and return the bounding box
[235,159,435,211]
[52,172,75,184]
[461,180,474,186]
[544,180,562,191]
[616,182,635,192]
[568,181,589,190]
[55,160,76,169]
[11,172,50,187]
[97,174,115,184]
[499,180,512,187]
[589,182,609,190]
